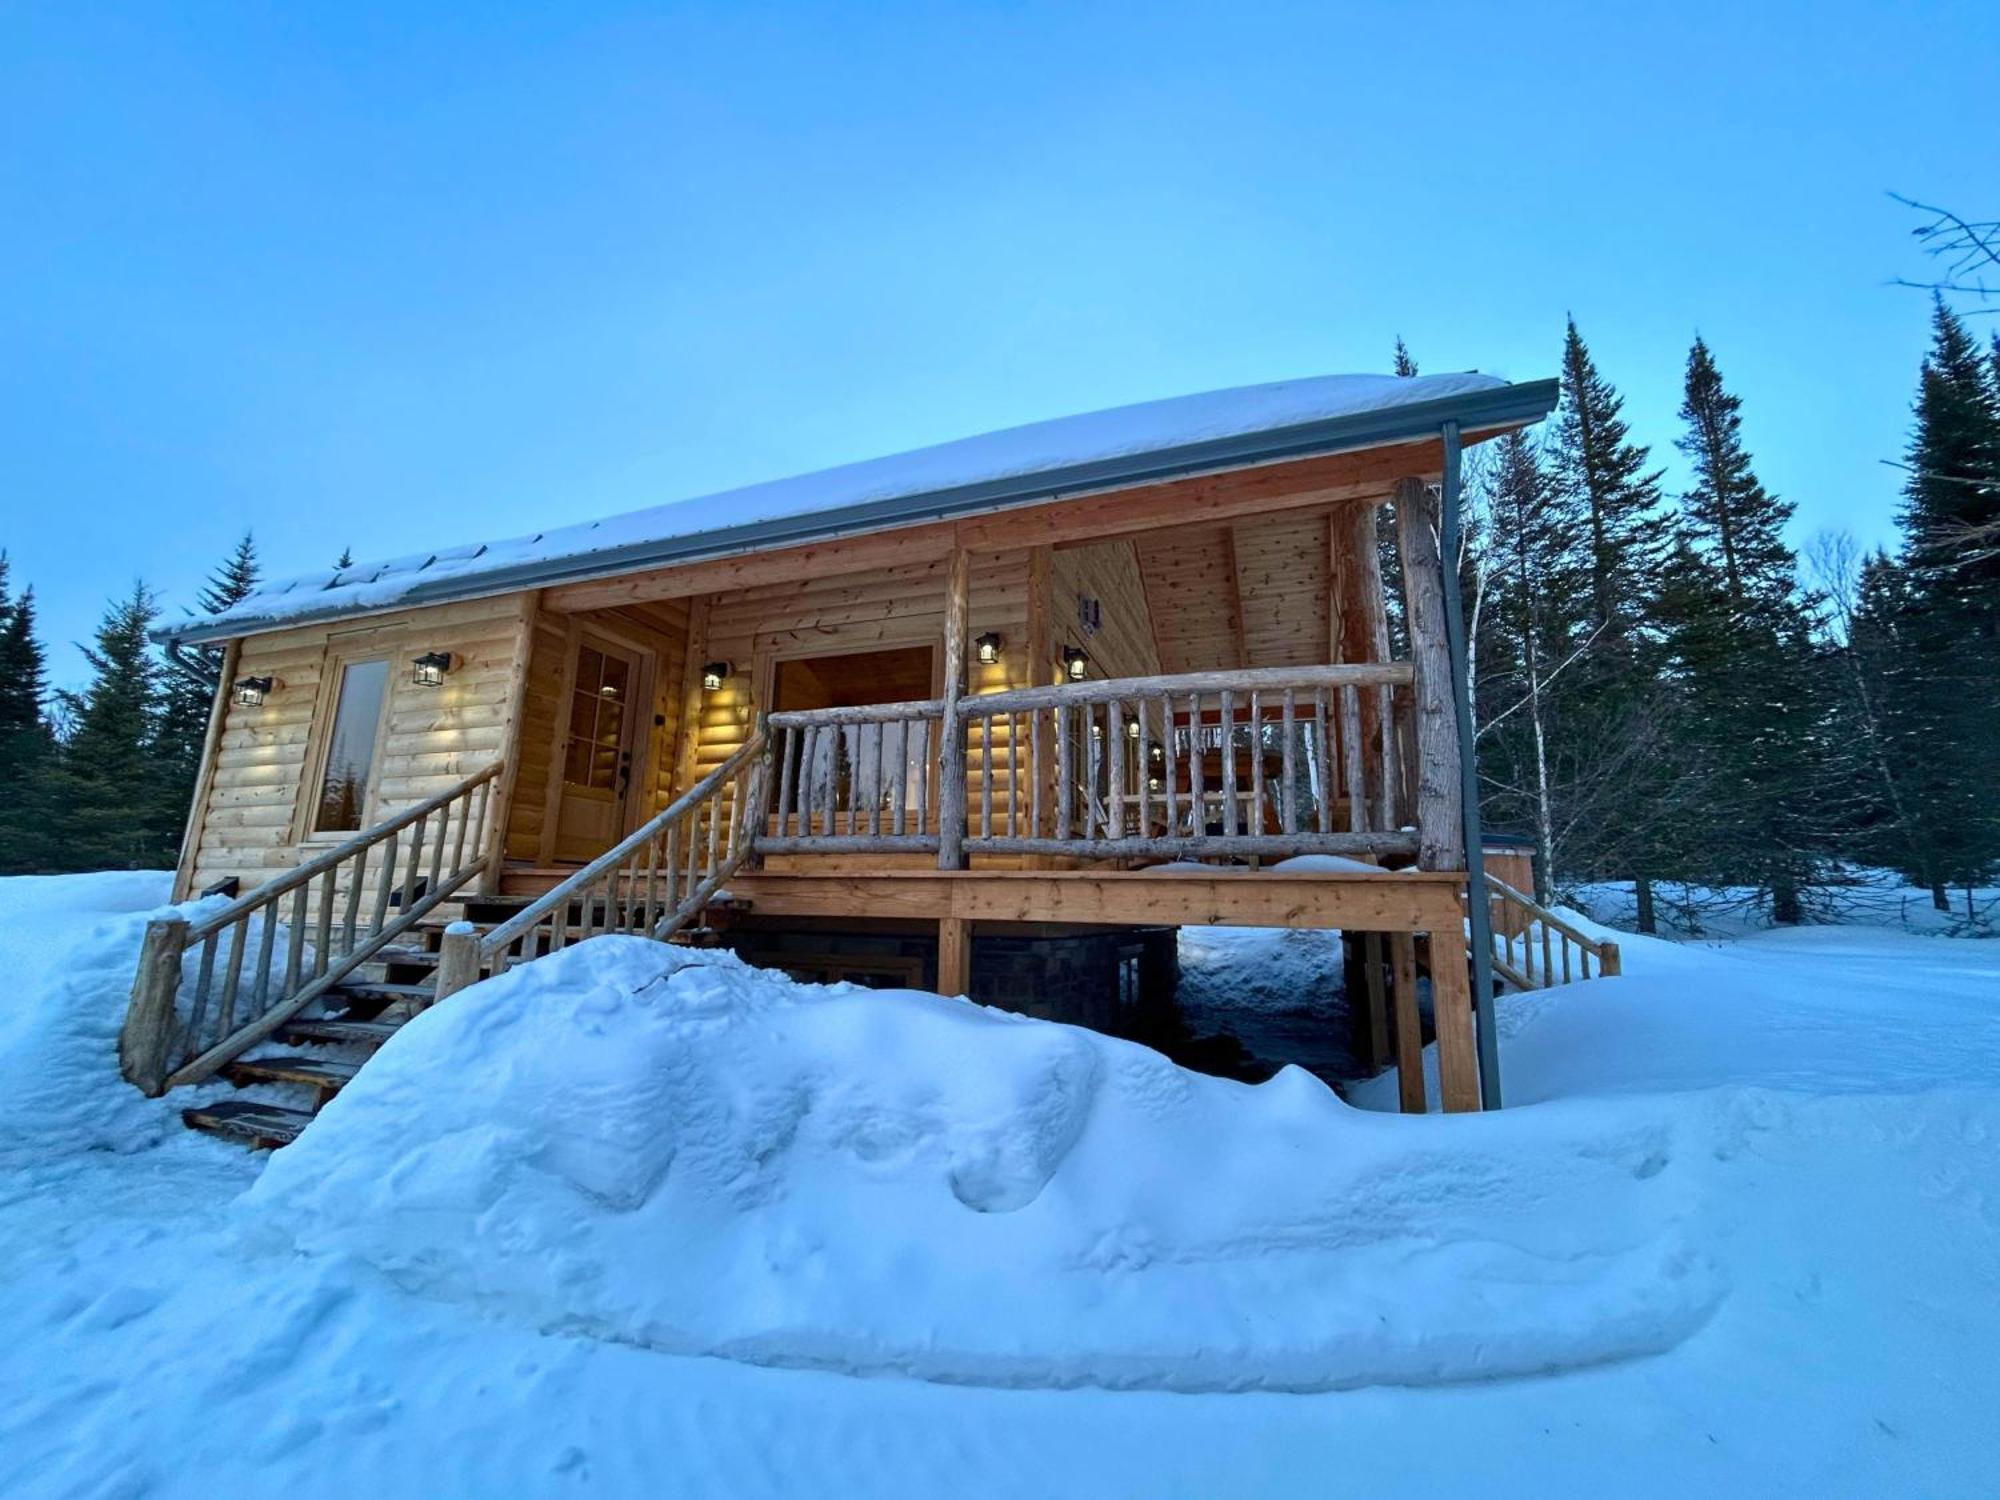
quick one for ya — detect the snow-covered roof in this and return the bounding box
[164,370,1557,644]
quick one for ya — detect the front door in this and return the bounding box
[552,633,646,863]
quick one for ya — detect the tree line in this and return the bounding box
[1427,296,2000,928]
[0,535,290,877]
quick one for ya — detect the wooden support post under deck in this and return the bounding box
[1427,932,1480,1112]
[1389,931,1425,1113]
[936,916,971,997]
[938,545,971,870]
[1363,932,1391,1071]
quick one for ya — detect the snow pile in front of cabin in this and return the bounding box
[0,872,191,1163]
[242,937,1718,1391]
[186,371,1508,639]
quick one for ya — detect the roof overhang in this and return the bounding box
[162,377,1558,646]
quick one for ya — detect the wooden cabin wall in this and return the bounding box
[501,599,691,864]
[182,594,535,898]
[1050,539,1159,683]
[690,550,1033,780]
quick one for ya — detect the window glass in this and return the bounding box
[314,658,389,832]
[563,644,631,791]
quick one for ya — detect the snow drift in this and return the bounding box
[244,938,1719,1391]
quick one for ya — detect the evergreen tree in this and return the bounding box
[1544,320,1678,926]
[1392,338,1418,377]
[46,584,178,870]
[1675,337,1798,607]
[158,533,260,860]
[334,545,355,570]
[1551,318,1667,631]
[0,556,57,872]
[1861,299,2000,909]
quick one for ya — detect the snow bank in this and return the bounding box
[245,938,1717,1391]
[0,873,189,1162]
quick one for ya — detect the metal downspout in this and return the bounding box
[1436,419,1502,1108]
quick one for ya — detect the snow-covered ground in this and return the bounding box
[2,871,1997,1497]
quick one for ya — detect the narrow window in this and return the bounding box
[314,658,389,832]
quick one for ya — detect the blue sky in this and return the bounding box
[4,1,1996,686]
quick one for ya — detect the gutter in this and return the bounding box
[161,377,1560,646]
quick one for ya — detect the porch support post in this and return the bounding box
[938,544,971,870]
[1394,478,1462,871]
[1434,419,1502,1109]
[936,915,971,997]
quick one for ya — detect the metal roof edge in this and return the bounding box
[159,377,1559,646]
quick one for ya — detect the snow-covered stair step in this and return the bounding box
[181,1099,314,1150]
[276,1018,402,1049]
[221,1055,360,1097]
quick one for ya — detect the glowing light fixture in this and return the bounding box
[233,675,274,707]
[1125,717,1141,739]
[1062,646,1089,681]
[702,661,733,692]
[975,632,1003,666]
[411,651,454,688]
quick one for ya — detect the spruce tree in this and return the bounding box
[158,533,260,860]
[334,545,355,570]
[1392,338,1418,377]
[1545,320,1677,926]
[1675,337,1798,607]
[1551,318,1667,632]
[1868,300,2000,908]
[0,557,57,872]
[48,584,177,870]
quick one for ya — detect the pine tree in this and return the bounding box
[1544,320,1677,926]
[0,556,57,872]
[1675,337,1798,607]
[47,584,177,870]
[1551,318,1667,632]
[334,545,355,570]
[158,533,260,861]
[1864,299,2000,909]
[1392,338,1418,377]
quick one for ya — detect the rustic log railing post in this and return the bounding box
[119,916,188,1096]
[1394,476,1464,872]
[434,923,482,1002]
[938,544,970,870]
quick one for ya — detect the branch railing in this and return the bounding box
[1481,872,1621,988]
[758,699,945,855]
[957,663,1417,861]
[438,730,771,998]
[119,761,505,1095]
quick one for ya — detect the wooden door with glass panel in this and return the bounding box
[553,633,646,863]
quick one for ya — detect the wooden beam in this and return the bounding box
[543,442,1449,614]
[671,594,713,799]
[479,591,541,893]
[1428,932,1481,1112]
[1025,545,1056,848]
[938,546,970,870]
[937,915,971,997]
[170,638,241,902]
[1389,931,1425,1113]
[727,869,1464,932]
[1394,478,1465,871]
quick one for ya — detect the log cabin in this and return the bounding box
[119,370,1625,1147]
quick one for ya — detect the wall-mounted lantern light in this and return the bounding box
[233,675,275,708]
[1062,646,1089,681]
[975,632,1003,666]
[702,661,733,692]
[411,651,455,689]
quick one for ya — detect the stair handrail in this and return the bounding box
[438,728,772,1000]
[1479,871,1621,988]
[120,760,507,1095]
